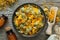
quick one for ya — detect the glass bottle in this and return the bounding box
[5,26,17,40]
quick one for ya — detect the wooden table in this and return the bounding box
[0,0,60,40]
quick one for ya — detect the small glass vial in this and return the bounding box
[5,26,17,40]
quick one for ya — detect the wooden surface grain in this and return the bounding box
[0,0,60,40]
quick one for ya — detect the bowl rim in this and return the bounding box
[12,3,47,37]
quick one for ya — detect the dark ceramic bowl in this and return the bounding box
[12,3,47,37]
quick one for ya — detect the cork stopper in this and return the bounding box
[5,26,12,31]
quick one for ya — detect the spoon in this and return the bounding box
[46,7,58,35]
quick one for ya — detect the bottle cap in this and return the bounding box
[5,26,12,31]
